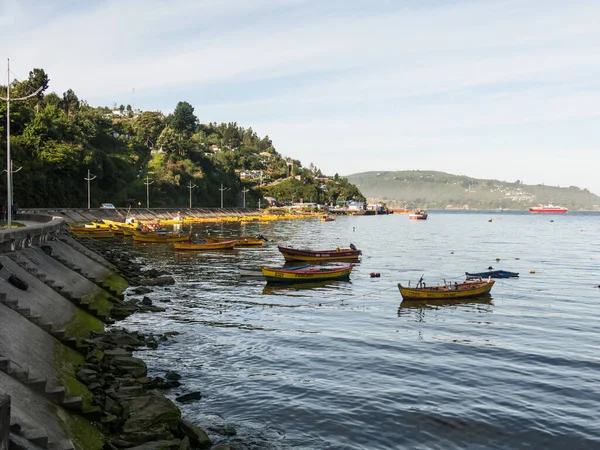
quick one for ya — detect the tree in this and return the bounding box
[61,89,80,117]
[133,111,165,147]
[169,101,197,136]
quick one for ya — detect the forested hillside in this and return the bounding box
[347,171,600,210]
[0,68,363,209]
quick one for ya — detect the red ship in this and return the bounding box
[529,204,568,213]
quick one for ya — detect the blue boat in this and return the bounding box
[465,270,519,279]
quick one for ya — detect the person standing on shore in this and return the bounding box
[0,205,5,220]
[11,202,18,217]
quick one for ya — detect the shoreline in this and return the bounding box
[0,217,248,448]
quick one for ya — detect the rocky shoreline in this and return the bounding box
[65,235,247,450]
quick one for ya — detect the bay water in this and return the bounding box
[117,211,600,449]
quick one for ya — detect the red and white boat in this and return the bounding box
[529,204,567,214]
[409,209,428,220]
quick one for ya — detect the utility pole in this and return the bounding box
[187,180,197,209]
[219,183,229,209]
[84,169,97,209]
[1,59,43,228]
[242,187,249,208]
[144,176,154,208]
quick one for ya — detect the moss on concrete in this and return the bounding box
[63,308,104,341]
[56,407,104,450]
[81,287,115,317]
[101,272,128,295]
[54,344,96,414]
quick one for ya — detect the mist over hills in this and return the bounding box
[346,171,600,211]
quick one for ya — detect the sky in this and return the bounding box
[1,0,600,194]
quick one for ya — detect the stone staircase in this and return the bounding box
[0,354,82,412]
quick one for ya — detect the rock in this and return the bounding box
[132,286,153,295]
[144,275,176,286]
[209,424,237,436]
[179,420,212,449]
[121,391,182,442]
[175,392,202,403]
[178,436,191,450]
[142,296,153,306]
[125,440,182,450]
[110,356,148,378]
[165,371,182,381]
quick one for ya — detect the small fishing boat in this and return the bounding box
[240,264,310,278]
[320,215,335,222]
[132,231,192,243]
[204,236,264,247]
[262,264,353,283]
[398,277,495,301]
[529,204,567,213]
[465,270,519,279]
[278,245,361,262]
[409,209,428,220]
[173,240,238,251]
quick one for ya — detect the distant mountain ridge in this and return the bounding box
[346,171,600,211]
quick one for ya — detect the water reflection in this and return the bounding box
[262,280,350,296]
[397,295,494,318]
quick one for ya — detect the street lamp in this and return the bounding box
[219,183,230,209]
[1,58,43,228]
[187,180,197,209]
[242,187,249,208]
[144,176,154,208]
[84,169,97,209]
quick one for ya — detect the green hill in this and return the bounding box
[346,170,600,211]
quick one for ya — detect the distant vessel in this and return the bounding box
[529,204,568,214]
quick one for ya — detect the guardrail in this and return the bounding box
[0,214,65,253]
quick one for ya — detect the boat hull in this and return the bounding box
[466,270,518,279]
[133,232,191,243]
[204,236,263,247]
[262,265,353,283]
[529,206,567,213]
[398,279,495,301]
[278,246,361,262]
[173,240,237,250]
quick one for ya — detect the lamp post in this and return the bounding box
[187,180,197,209]
[219,183,230,209]
[242,187,249,208]
[1,59,42,228]
[84,169,97,209]
[144,176,154,208]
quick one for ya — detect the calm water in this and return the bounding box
[117,211,600,449]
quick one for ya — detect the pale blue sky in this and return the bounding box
[2,0,599,194]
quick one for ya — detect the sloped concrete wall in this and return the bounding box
[0,395,8,450]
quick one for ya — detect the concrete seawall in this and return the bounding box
[0,215,125,448]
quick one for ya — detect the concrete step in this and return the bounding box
[45,386,66,404]
[49,439,76,450]
[22,427,49,448]
[28,376,47,393]
[0,356,9,371]
[37,272,47,280]
[8,366,29,384]
[61,396,83,411]
[39,322,54,333]
[51,329,66,340]
[1,298,18,309]
[16,307,30,316]
[27,314,43,325]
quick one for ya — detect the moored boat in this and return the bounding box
[278,245,361,262]
[261,264,353,283]
[465,270,519,279]
[173,240,238,250]
[529,204,567,213]
[409,209,428,220]
[132,231,191,243]
[204,236,264,247]
[398,278,495,301]
[320,215,335,222]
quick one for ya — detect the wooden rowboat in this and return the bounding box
[204,236,264,247]
[398,278,494,301]
[277,245,361,263]
[132,231,191,243]
[465,270,519,279]
[173,240,238,251]
[262,264,353,283]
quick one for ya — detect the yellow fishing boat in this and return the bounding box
[261,264,353,283]
[173,240,238,251]
[398,278,495,301]
[132,231,191,243]
[204,236,264,247]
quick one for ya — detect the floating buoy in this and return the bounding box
[488,266,493,270]
[496,258,500,262]
[488,219,493,222]
[450,252,454,254]
[550,220,554,223]
[530,270,536,274]
[370,272,380,278]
